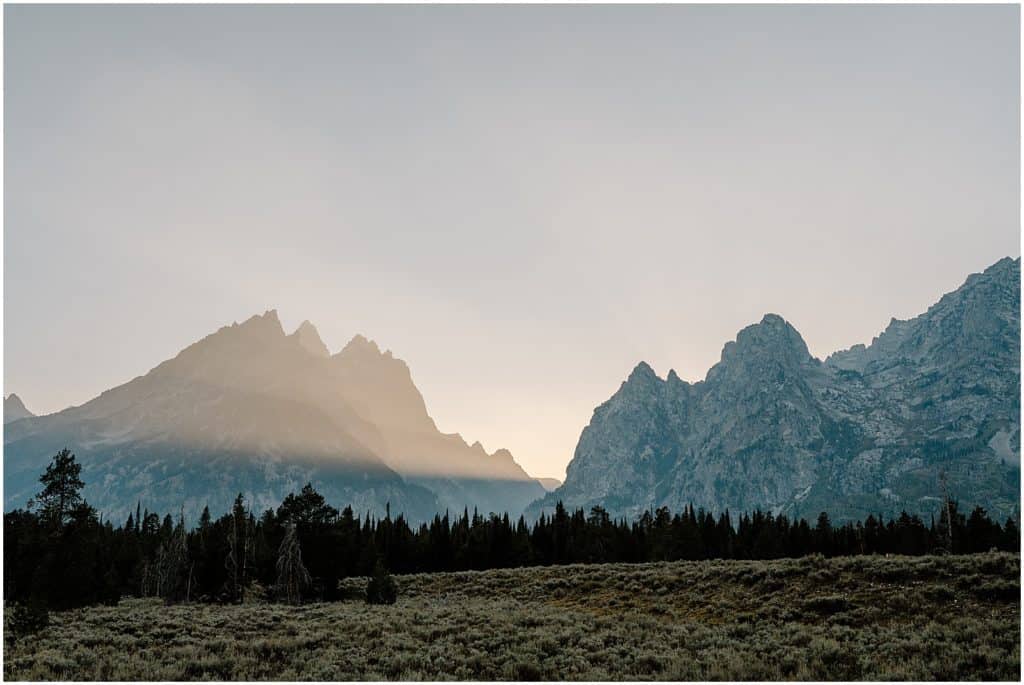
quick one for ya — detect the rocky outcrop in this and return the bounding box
[529,258,1021,522]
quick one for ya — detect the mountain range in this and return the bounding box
[5,258,1019,525]
[528,257,1021,523]
[3,313,544,521]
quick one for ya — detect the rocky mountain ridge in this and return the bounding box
[4,313,543,521]
[529,257,1020,522]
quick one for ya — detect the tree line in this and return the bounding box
[4,449,1020,610]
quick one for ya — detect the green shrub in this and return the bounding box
[366,560,398,605]
[635,653,664,674]
[802,595,851,615]
[922,585,956,602]
[6,600,49,642]
[504,658,542,680]
[971,580,1020,602]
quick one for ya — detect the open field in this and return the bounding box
[4,552,1020,680]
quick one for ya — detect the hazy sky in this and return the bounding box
[5,5,1019,479]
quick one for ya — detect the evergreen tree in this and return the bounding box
[365,558,397,605]
[814,512,833,556]
[4,453,1019,612]
[31,448,84,528]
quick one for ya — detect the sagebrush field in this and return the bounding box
[4,553,1020,681]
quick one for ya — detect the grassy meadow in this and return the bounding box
[4,552,1020,681]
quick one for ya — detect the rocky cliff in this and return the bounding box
[529,257,1020,522]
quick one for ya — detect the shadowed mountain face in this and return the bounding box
[4,394,34,423]
[326,333,545,514]
[4,312,542,521]
[529,258,1021,523]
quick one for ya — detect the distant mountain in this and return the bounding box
[4,312,542,521]
[537,478,562,492]
[4,394,34,424]
[528,257,1021,523]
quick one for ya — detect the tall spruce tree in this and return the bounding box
[31,448,84,528]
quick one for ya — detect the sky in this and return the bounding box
[4,5,1020,480]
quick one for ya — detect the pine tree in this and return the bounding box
[365,558,397,605]
[814,512,833,556]
[31,448,84,528]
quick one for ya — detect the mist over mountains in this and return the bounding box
[3,313,543,521]
[528,257,1020,523]
[4,258,1019,526]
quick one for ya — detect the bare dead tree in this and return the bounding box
[275,521,311,604]
[939,470,954,554]
[242,508,255,600]
[154,543,167,597]
[225,512,239,602]
[225,495,255,602]
[164,508,190,602]
[145,509,190,602]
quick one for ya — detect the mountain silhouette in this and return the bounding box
[4,312,542,520]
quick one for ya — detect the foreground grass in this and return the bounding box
[4,553,1020,680]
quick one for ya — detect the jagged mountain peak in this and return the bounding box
[613,362,665,403]
[290,320,330,358]
[333,335,407,380]
[4,393,34,423]
[929,256,1018,315]
[627,361,660,383]
[176,309,288,361]
[491,448,515,462]
[707,313,813,385]
[147,309,301,387]
[529,256,1020,524]
[733,314,810,359]
[827,256,1020,373]
[338,333,391,360]
[5,309,544,520]
[237,309,284,334]
[975,254,1019,279]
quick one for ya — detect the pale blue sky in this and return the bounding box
[5,5,1020,479]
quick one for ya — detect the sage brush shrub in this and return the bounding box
[5,552,1017,681]
[5,600,49,644]
[366,560,398,605]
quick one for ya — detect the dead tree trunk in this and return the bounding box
[275,521,311,605]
